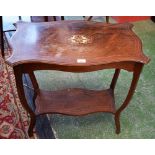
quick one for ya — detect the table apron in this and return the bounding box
[19,61,138,73]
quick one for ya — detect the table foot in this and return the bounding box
[114,114,120,134]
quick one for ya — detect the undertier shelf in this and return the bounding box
[35,88,116,115]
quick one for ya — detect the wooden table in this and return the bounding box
[6,20,150,137]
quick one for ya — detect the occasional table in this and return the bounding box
[6,20,150,137]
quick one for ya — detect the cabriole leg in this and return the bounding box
[27,70,39,104]
[110,69,121,90]
[114,63,144,134]
[13,65,36,137]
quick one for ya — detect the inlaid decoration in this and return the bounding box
[68,35,92,45]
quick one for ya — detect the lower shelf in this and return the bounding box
[35,88,116,115]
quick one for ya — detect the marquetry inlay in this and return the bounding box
[68,35,92,45]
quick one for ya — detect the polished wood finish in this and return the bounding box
[21,61,136,72]
[7,21,149,67]
[35,88,115,115]
[6,20,150,137]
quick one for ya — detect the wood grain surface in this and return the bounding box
[35,88,115,115]
[6,20,149,67]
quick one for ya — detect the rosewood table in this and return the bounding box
[6,20,150,137]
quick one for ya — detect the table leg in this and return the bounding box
[27,71,39,106]
[114,63,144,134]
[13,65,36,137]
[110,69,121,90]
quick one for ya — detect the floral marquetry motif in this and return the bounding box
[68,35,93,45]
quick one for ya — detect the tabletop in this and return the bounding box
[6,20,149,67]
